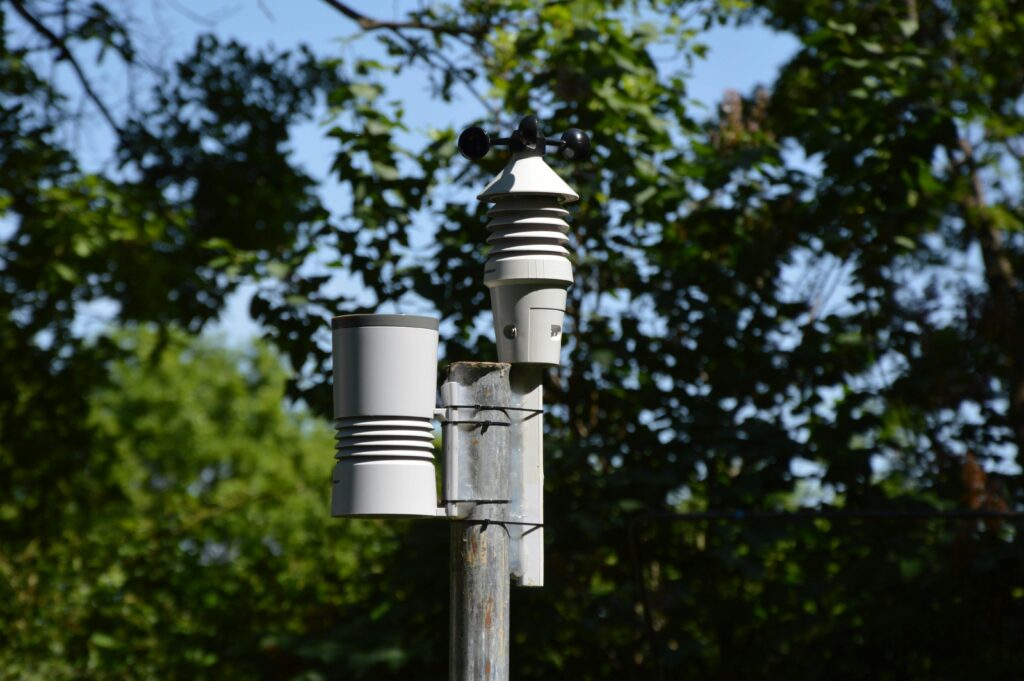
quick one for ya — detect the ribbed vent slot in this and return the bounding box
[485,196,571,259]
[333,417,436,459]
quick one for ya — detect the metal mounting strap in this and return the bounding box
[444,403,544,417]
[440,369,514,518]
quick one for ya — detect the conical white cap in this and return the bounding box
[478,152,579,204]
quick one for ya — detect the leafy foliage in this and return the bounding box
[0,330,413,680]
[2,0,1023,679]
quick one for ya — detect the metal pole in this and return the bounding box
[445,361,512,681]
[508,365,544,586]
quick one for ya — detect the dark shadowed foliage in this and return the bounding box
[1,1,1021,679]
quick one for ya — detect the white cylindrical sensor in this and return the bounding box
[330,314,440,517]
[331,459,438,518]
[332,314,439,420]
[478,151,578,366]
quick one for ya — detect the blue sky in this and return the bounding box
[140,1,801,340]
[39,1,800,340]
[153,1,799,124]
[143,1,799,195]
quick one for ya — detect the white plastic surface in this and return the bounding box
[336,429,435,440]
[478,154,579,203]
[335,417,435,429]
[332,324,438,419]
[484,256,573,286]
[331,459,438,517]
[331,317,440,518]
[508,366,545,586]
[489,285,568,365]
[335,447,436,459]
[336,438,437,450]
[479,156,577,367]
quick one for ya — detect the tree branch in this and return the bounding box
[9,0,122,135]
[318,0,484,37]
[957,137,1022,300]
[319,0,499,117]
[952,135,1024,459]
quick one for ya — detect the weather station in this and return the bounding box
[329,115,589,681]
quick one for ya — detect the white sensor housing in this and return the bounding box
[331,314,440,517]
[480,151,578,366]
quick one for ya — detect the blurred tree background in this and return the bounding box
[1,0,1022,679]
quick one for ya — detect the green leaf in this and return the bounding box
[899,19,919,37]
[826,19,857,35]
[89,633,119,649]
[53,262,78,282]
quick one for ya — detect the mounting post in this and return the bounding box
[508,365,544,585]
[445,362,512,681]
